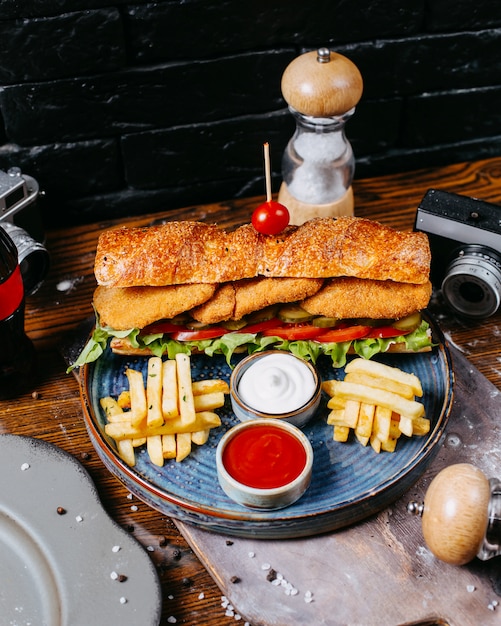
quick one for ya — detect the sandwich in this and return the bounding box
[70,216,433,370]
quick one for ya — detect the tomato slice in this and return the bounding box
[236,318,283,334]
[261,324,323,341]
[366,326,412,339]
[315,325,371,343]
[171,328,226,341]
[142,321,187,334]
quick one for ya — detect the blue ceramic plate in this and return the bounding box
[81,315,453,539]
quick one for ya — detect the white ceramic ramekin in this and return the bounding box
[229,351,321,428]
[216,418,313,510]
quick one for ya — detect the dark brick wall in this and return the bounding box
[0,0,500,227]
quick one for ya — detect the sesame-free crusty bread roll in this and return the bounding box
[94,217,431,288]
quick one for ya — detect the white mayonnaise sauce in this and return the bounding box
[237,353,316,414]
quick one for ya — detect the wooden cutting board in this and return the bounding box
[176,345,501,626]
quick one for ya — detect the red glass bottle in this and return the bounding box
[0,227,36,400]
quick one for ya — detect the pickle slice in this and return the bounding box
[312,316,339,328]
[222,319,248,331]
[185,320,212,330]
[246,305,279,324]
[392,312,422,331]
[278,304,314,323]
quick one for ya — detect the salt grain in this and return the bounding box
[261,563,271,570]
[198,592,205,600]
[21,463,30,471]
[146,545,154,552]
[130,505,138,511]
[75,515,83,522]
[466,584,475,592]
[248,551,255,558]
[119,597,127,605]
[110,571,118,580]
[112,545,121,553]
[167,617,177,623]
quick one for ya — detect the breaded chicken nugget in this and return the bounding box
[301,278,432,320]
[94,283,216,329]
[233,277,323,319]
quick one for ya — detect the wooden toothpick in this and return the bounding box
[263,142,272,202]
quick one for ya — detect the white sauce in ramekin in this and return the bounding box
[237,353,317,414]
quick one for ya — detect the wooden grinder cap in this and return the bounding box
[281,48,363,117]
[422,463,491,565]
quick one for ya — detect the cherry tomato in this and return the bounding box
[315,325,371,343]
[261,324,323,341]
[171,328,226,341]
[366,326,412,339]
[251,201,290,235]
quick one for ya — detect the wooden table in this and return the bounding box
[3,157,501,625]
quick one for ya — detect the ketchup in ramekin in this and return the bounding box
[216,419,313,510]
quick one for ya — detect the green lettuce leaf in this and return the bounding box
[68,319,433,372]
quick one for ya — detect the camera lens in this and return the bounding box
[441,244,501,318]
[0,222,50,296]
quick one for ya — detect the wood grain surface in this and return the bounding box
[2,157,501,625]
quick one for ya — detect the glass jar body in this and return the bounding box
[278,108,355,224]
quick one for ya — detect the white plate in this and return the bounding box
[0,434,162,625]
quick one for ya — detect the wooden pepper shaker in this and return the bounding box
[408,463,501,564]
[278,48,363,225]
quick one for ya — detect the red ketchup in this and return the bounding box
[222,424,307,489]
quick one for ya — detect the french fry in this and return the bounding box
[374,405,392,442]
[323,358,427,454]
[99,398,136,466]
[370,431,382,453]
[341,399,360,429]
[381,436,398,453]
[327,409,347,426]
[193,391,225,412]
[117,390,131,409]
[355,403,375,438]
[333,425,350,442]
[101,355,228,466]
[116,438,136,467]
[345,371,415,400]
[176,432,192,462]
[398,414,414,437]
[162,359,179,419]
[176,353,196,426]
[100,396,129,423]
[344,358,423,397]
[412,416,431,436]
[147,434,164,467]
[192,379,229,396]
[104,410,221,440]
[191,429,210,445]
[147,357,164,428]
[355,432,369,447]
[162,434,176,459]
[125,368,148,427]
[322,380,425,420]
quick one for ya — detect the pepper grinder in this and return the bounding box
[278,47,363,225]
[407,463,501,565]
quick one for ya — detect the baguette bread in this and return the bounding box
[94,217,431,288]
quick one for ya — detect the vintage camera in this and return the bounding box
[0,167,49,295]
[415,189,501,319]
